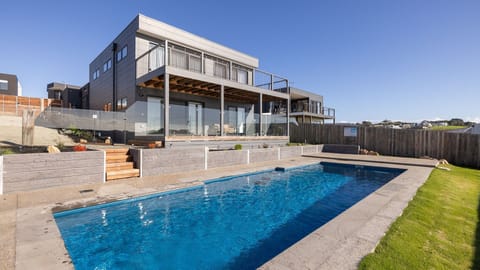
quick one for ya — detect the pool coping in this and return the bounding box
[260,158,434,270]
[0,155,436,270]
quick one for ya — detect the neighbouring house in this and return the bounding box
[87,14,332,147]
[0,73,22,96]
[285,87,335,124]
[80,83,89,110]
[47,82,82,108]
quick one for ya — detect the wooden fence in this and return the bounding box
[0,94,53,117]
[290,124,480,169]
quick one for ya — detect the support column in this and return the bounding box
[259,93,263,136]
[164,40,169,66]
[220,85,224,136]
[201,52,204,74]
[164,73,170,137]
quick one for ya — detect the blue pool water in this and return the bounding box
[54,162,404,270]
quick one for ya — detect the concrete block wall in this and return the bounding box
[142,147,205,176]
[280,146,303,159]
[249,148,279,163]
[0,156,3,194]
[207,150,248,169]
[302,145,318,154]
[0,145,323,194]
[2,151,104,194]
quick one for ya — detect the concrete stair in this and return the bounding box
[105,148,140,181]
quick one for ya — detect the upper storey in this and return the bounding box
[137,14,259,68]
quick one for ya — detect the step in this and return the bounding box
[106,154,131,163]
[106,162,135,172]
[106,169,140,180]
[104,148,130,154]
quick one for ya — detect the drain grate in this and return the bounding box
[79,189,94,194]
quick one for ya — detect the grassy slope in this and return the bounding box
[359,165,480,270]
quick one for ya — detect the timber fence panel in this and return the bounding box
[289,124,480,168]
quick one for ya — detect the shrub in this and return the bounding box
[55,139,65,151]
[0,149,14,155]
[234,144,242,150]
[73,144,87,151]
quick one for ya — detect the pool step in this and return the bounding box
[104,148,140,181]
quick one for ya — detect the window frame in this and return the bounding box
[93,68,100,80]
[117,45,128,62]
[103,58,112,72]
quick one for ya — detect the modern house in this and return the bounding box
[287,87,335,124]
[88,14,333,147]
[0,73,22,96]
[47,82,82,108]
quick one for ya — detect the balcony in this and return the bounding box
[135,42,289,93]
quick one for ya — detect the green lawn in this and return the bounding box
[430,125,467,131]
[359,165,480,270]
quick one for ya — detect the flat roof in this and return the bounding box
[137,14,259,68]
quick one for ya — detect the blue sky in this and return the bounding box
[1,0,479,123]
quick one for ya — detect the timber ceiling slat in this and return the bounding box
[139,75,284,104]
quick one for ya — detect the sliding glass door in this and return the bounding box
[188,102,203,135]
[147,97,163,135]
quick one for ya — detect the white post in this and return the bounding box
[204,146,208,170]
[247,149,250,164]
[139,149,143,177]
[103,151,106,183]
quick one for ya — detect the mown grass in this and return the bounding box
[430,125,467,131]
[359,165,480,270]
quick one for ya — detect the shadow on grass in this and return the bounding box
[472,194,480,269]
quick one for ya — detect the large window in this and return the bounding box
[204,55,229,79]
[168,44,201,73]
[117,97,128,110]
[0,80,7,91]
[232,64,250,84]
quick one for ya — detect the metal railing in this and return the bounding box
[136,42,289,93]
[322,107,335,118]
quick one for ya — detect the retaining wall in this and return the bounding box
[249,148,279,163]
[280,146,303,159]
[1,145,322,194]
[0,156,3,194]
[141,147,206,176]
[2,151,104,193]
[208,150,249,169]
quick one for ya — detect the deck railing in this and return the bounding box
[136,42,289,93]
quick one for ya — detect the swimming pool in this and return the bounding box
[54,162,404,269]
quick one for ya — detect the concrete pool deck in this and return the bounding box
[0,154,437,270]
